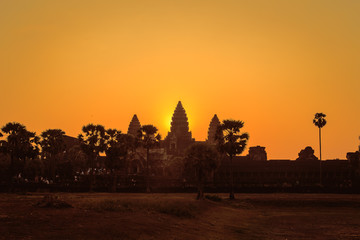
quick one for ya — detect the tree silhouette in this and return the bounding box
[40,129,66,181]
[215,119,249,199]
[78,124,107,191]
[0,132,5,153]
[1,122,39,179]
[64,145,87,173]
[105,129,134,192]
[138,125,161,193]
[184,143,219,200]
[313,112,327,185]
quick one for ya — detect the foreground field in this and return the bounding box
[1,193,360,240]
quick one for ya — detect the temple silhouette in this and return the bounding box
[120,101,360,190]
[3,100,357,192]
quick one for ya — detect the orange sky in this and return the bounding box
[1,0,359,160]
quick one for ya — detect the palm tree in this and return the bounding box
[138,125,161,193]
[313,113,327,185]
[1,122,39,179]
[40,129,66,181]
[104,129,131,192]
[184,143,219,200]
[78,124,108,191]
[215,119,249,200]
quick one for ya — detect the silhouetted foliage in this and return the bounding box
[78,124,107,162]
[105,129,126,170]
[40,129,66,181]
[184,143,219,200]
[296,146,318,161]
[78,124,107,190]
[23,158,44,181]
[0,122,40,179]
[138,124,161,192]
[164,156,185,178]
[63,145,87,173]
[105,129,137,191]
[313,113,327,129]
[215,119,249,199]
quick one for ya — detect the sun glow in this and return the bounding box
[164,114,172,134]
[1,1,359,159]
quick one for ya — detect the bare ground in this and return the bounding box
[1,193,360,240]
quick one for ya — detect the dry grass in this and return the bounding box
[81,197,202,218]
[205,194,222,202]
[0,193,360,239]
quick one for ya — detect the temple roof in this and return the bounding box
[127,114,141,136]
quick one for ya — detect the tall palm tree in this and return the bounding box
[138,125,161,193]
[104,129,132,192]
[78,124,108,191]
[215,120,249,199]
[184,143,219,200]
[1,122,39,179]
[313,113,327,185]
[40,129,66,181]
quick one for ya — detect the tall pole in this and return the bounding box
[319,127,322,186]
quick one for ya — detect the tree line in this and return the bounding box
[0,120,251,199]
[0,113,326,199]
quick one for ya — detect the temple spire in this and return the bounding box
[127,114,141,136]
[170,101,190,135]
[207,114,220,144]
[165,101,193,154]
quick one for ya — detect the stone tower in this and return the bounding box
[165,101,193,154]
[127,114,141,137]
[207,114,220,144]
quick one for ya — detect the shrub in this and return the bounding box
[205,195,222,202]
[35,194,73,209]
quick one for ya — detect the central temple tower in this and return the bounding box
[165,101,194,155]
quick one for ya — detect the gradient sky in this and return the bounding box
[1,0,359,160]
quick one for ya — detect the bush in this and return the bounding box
[35,194,73,209]
[205,195,222,202]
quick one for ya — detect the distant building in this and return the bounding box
[296,146,318,161]
[63,135,80,150]
[248,146,267,161]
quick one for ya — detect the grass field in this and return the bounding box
[1,192,360,239]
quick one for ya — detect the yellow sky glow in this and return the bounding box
[1,0,359,159]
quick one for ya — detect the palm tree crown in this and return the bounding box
[138,125,161,150]
[215,120,249,157]
[313,113,327,129]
